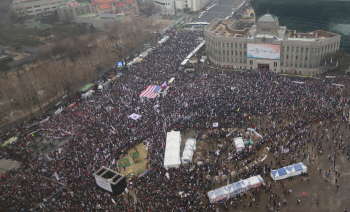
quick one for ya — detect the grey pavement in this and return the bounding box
[195,0,243,23]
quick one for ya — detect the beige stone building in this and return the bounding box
[204,13,341,75]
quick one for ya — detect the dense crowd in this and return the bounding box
[0,28,350,212]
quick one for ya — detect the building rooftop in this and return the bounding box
[258,13,277,22]
[206,19,251,38]
[57,2,88,8]
[78,13,99,17]
[288,30,339,41]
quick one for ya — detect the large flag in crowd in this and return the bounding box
[139,85,162,98]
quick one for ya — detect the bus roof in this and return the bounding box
[80,83,95,93]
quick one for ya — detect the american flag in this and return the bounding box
[139,85,161,98]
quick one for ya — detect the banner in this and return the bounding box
[332,83,344,87]
[292,81,305,84]
[54,172,60,181]
[213,122,218,127]
[325,76,335,78]
[247,44,280,60]
[95,176,113,192]
[138,169,151,178]
[39,117,50,124]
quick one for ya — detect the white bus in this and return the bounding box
[188,22,210,28]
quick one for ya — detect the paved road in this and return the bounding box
[195,0,243,23]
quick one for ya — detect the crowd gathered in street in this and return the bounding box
[0,28,350,212]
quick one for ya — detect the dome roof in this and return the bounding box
[258,13,278,22]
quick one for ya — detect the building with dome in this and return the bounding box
[204,13,341,75]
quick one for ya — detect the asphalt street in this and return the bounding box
[195,0,244,23]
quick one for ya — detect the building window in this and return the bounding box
[240,58,242,63]
[231,50,233,55]
[292,47,294,52]
[281,62,284,66]
[244,51,246,56]
[239,44,242,48]
[287,47,289,52]
[240,51,242,56]
[222,43,224,47]
[296,47,299,53]
[301,47,303,53]
[296,55,298,60]
[244,59,246,63]
[295,62,298,67]
[274,62,277,67]
[227,43,229,48]
[231,43,233,48]
[244,44,246,49]
[227,50,229,55]
[282,46,284,52]
[286,55,289,60]
[304,64,307,68]
[223,57,225,62]
[305,56,307,60]
[306,48,308,53]
[235,51,237,56]
[250,60,253,65]
[286,62,288,67]
[236,58,238,63]
[235,43,237,48]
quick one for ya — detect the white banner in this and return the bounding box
[332,83,344,87]
[247,43,280,60]
[54,172,60,181]
[129,113,141,120]
[247,128,263,138]
[213,122,218,127]
[54,108,63,116]
[325,76,335,78]
[39,117,50,124]
[95,176,113,192]
[292,81,305,84]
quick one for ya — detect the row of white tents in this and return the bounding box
[208,175,264,203]
[163,131,181,169]
[181,138,196,164]
[270,162,307,181]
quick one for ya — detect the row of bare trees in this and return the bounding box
[0,19,155,126]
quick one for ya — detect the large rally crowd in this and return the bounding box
[0,28,350,212]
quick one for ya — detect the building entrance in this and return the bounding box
[258,64,269,69]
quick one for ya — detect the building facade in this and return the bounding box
[204,13,341,75]
[57,0,138,22]
[154,0,211,14]
[12,0,69,16]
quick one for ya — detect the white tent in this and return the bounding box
[164,131,181,168]
[270,162,307,181]
[181,138,196,164]
[208,175,264,203]
[234,137,245,152]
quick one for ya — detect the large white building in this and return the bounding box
[154,0,211,14]
[204,13,341,75]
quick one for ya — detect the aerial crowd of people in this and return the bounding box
[0,28,350,212]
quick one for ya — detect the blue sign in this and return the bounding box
[116,62,123,67]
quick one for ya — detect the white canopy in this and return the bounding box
[270,162,307,181]
[234,137,245,152]
[164,131,181,168]
[181,138,196,164]
[208,175,264,203]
